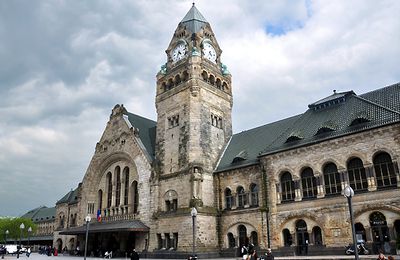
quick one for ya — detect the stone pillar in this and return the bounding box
[316,173,325,198]
[294,179,301,201]
[365,164,377,191]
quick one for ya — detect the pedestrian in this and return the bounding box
[241,245,248,260]
[26,247,31,257]
[261,248,274,260]
[249,249,257,260]
[387,256,394,260]
[377,251,386,260]
[130,248,139,260]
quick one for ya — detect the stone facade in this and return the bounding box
[51,4,400,258]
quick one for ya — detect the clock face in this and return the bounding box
[172,43,188,62]
[203,42,217,63]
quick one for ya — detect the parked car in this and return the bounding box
[4,245,27,254]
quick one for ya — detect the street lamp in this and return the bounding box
[27,227,32,246]
[84,215,91,260]
[5,230,9,244]
[191,207,198,259]
[19,223,25,247]
[344,185,359,260]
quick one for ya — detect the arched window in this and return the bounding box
[250,231,258,246]
[227,233,235,248]
[237,186,247,208]
[250,183,259,206]
[124,168,129,205]
[301,168,317,199]
[164,190,178,212]
[202,71,208,81]
[98,189,103,210]
[225,188,233,209]
[373,152,397,189]
[282,228,292,247]
[209,75,215,85]
[175,74,181,86]
[312,226,323,245]
[106,172,112,208]
[238,225,247,247]
[167,78,173,90]
[281,172,295,202]
[182,71,189,82]
[355,223,367,242]
[216,78,222,89]
[347,158,368,192]
[323,163,342,196]
[132,181,139,213]
[115,167,121,207]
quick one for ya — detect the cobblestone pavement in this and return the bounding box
[1,253,398,260]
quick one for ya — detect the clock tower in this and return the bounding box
[153,4,233,252]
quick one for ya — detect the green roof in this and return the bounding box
[21,206,56,223]
[216,82,400,172]
[124,112,157,160]
[180,4,208,33]
[56,187,79,205]
[216,115,301,172]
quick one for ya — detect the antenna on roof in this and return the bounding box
[192,1,195,6]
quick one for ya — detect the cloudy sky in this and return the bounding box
[1,0,399,217]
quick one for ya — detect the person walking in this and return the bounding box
[241,245,248,260]
[130,248,139,260]
[262,248,274,260]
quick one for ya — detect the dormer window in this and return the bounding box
[350,117,370,126]
[315,127,334,135]
[285,131,303,143]
[232,150,248,163]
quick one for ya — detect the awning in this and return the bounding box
[59,220,149,235]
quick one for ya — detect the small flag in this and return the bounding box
[97,209,102,222]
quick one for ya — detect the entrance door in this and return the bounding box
[296,220,309,255]
[370,211,390,254]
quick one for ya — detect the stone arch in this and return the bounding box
[216,78,222,89]
[167,78,174,90]
[320,158,344,173]
[164,189,178,212]
[161,82,167,92]
[209,74,215,85]
[371,148,397,160]
[222,82,228,91]
[182,71,189,82]
[174,74,181,86]
[346,153,369,165]
[202,70,208,81]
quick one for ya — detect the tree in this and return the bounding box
[0,217,37,243]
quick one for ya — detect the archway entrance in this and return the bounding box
[296,220,309,255]
[238,225,248,247]
[56,239,63,252]
[370,211,390,254]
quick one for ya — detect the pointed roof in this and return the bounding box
[181,4,208,33]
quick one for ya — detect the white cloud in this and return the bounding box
[0,0,399,216]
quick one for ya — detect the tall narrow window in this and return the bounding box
[281,172,295,202]
[237,186,247,208]
[133,181,139,213]
[98,189,103,210]
[250,183,259,206]
[225,188,233,209]
[347,158,368,192]
[301,167,317,199]
[115,167,121,206]
[323,163,342,196]
[124,168,129,205]
[373,152,397,189]
[106,172,112,208]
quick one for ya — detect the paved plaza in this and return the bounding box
[1,253,399,260]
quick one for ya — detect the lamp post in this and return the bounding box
[191,207,198,259]
[19,223,25,247]
[84,215,91,260]
[344,185,359,260]
[5,230,9,244]
[27,227,32,246]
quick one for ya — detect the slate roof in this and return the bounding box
[216,83,400,172]
[56,188,79,205]
[124,112,157,160]
[180,4,208,33]
[215,115,301,172]
[21,206,56,223]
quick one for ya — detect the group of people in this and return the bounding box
[377,251,395,260]
[39,245,58,256]
[241,244,274,260]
